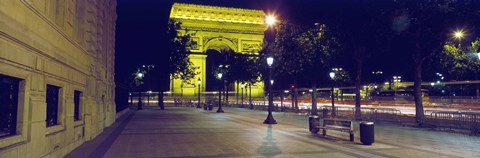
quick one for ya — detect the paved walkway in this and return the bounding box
[66,107,480,158]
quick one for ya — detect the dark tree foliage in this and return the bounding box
[166,19,198,83]
[155,19,198,109]
[392,0,480,125]
[209,49,262,104]
[264,21,340,113]
[318,1,394,119]
[440,39,480,80]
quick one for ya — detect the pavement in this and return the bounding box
[66,106,480,158]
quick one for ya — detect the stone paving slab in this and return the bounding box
[66,107,480,158]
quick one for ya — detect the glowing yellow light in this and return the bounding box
[453,30,465,39]
[265,15,276,26]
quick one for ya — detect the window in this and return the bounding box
[46,85,60,127]
[0,74,20,138]
[74,90,82,121]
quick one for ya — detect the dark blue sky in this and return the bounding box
[115,0,398,84]
[115,0,480,88]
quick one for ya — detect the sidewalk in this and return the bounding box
[66,107,480,158]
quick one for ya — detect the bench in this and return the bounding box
[317,118,354,141]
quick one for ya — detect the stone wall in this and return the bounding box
[0,0,116,157]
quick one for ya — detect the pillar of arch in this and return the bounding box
[169,3,266,97]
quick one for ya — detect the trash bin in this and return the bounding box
[360,122,375,145]
[208,104,213,111]
[203,103,208,110]
[309,115,320,133]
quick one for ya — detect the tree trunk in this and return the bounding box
[294,80,299,112]
[311,81,317,116]
[291,90,294,110]
[158,91,165,110]
[414,61,425,126]
[355,59,363,120]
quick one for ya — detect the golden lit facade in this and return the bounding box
[0,1,116,157]
[169,3,266,96]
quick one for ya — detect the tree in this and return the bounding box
[158,19,198,109]
[300,23,339,116]
[331,69,352,101]
[440,39,480,96]
[265,21,339,114]
[265,22,308,112]
[440,39,480,79]
[320,1,393,120]
[392,0,478,125]
[209,49,262,106]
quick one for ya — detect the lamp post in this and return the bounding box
[329,72,335,117]
[241,82,245,107]
[477,48,480,98]
[197,78,201,108]
[249,83,253,110]
[217,73,224,113]
[137,72,144,110]
[264,56,277,124]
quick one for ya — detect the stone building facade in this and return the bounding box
[0,0,116,157]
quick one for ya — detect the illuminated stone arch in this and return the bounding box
[203,37,238,52]
[169,3,266,97]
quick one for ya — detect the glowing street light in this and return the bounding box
[136,72,144,110]
[264,56,277,124]
[265,15,276,26]
[329,72,336,117]
[197,78,201,108]
[329,72,335,79]
[267,57,274,67]
[453,30,465,40]
[217,73,224,113]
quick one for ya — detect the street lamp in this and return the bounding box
[329,72,335,117]
[241,82,245,107]
[137,72,144,110]
[217,73,224,113]
[197,78,201,108]
[264,56,277,124]
[453,30,465,40]
[266,15,276,26]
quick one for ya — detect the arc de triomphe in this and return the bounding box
[169,3,266,97]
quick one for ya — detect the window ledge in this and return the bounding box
[0,134,26,149]
[46,125,64,135]
[74,120,84,127]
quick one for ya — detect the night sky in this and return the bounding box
[115,0,477,89]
